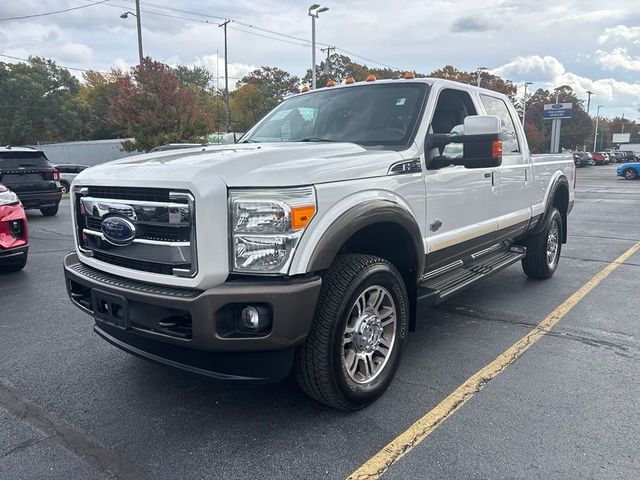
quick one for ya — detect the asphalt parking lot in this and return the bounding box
[1,163,639,480]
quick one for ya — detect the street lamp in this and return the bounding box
[308,4,329,89]
[476,66,489,87]
[120,0,143,66]
[522,82,533,126]
[593,105,603,151]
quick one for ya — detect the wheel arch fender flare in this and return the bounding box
[290,197,425,276]
[531,172,569,240]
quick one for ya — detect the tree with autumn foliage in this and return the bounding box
[108,58,215,151]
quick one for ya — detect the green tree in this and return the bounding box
[428,66,517,100]
[77,69,123,140]
[0,57,83,145]
[172,65,214,91]
[231,66,300,130]
[108,57,215,152]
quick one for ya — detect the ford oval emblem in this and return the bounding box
[100,216,136,246]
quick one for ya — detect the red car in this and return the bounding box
[0,184,28,272]
[591,152,608,165]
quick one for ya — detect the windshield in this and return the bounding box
[243,83,428,147]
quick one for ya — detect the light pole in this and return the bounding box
[593,105,603,151]
[308,4,329,89]
[522,82,533,125]
[585,90,593,116]
[476,66,488,87]
[120,0,143,66]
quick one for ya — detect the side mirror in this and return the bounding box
[221,132,239,145]
[426,115,504,169]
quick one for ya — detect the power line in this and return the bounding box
[0,53,108,73]
[112,0,401,70]
[0,0,110,22]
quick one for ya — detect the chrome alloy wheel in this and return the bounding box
[546,220,560,268]
[342,286,397,384]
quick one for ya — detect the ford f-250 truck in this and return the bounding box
[63,77,574,410]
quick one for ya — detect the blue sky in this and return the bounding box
[1,0,639,119]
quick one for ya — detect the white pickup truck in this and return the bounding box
[64,77,574,410]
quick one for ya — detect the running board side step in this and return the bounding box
[417,246,526,306]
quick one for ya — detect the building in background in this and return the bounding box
[30,139,138,167]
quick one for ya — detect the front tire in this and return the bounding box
[294,254,409,411]
[521,208,563,279]
[623,168,637,180]
[40,204,59,216]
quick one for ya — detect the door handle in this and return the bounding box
[484,173,491,178]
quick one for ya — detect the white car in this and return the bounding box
[63,77,575,410]
[54,164,89,193]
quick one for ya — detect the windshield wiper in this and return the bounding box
[297,137,337,143]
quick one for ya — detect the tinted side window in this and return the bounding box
[480,95,520,153]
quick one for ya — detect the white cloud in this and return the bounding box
[596,48,640,72]
[491,55,565,82]
[51,42,94,63]
[196,54,256,89]
[493,54,640,115]
[598,25,640,45]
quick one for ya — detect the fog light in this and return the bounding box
[241,306,260,330]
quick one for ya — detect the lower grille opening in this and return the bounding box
[68,278,193,340]
[92,251,190,275]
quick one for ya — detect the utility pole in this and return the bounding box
[321,46,335,76]
[219,20,231,132]
[585,90,593,116]
[120,2,143,66]
[522,82,533,125]
[135,0,143,65]
[593,105,603,151]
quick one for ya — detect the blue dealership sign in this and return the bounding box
[543,103,573,119]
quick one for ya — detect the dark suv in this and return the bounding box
[0,147,62,216]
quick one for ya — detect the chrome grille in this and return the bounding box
[74,187,197,277]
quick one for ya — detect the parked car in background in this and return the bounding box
[623,151,638,162]
[617,162,640,180]
[54,164,90,193]
[591,152,608,165]
[0,184,28,272]
[0,147,62,216]
[573,152,592,167]
[611,151,625,163]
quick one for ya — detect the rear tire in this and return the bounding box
[623,168,637,180]
[521,208,563,279]
[294,254,409,411]
[40,204,59,216]
[60,181,69,194]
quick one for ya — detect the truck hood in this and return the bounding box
[77,143,405,187]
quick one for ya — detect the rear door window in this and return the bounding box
[479,95,520,153]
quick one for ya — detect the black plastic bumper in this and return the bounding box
[0,245,28,264]
[17,190,62,209]
[63,253,322,382]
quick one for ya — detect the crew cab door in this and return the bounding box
[423,87,499,270]
[479,94,532,240]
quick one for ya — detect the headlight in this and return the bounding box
[229,187,316,274]
[0,185,19,206]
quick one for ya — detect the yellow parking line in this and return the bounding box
[348,241,640,480]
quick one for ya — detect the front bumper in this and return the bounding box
[17,190,62,209]
[63,253,322,382]
[0,245,28,265]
